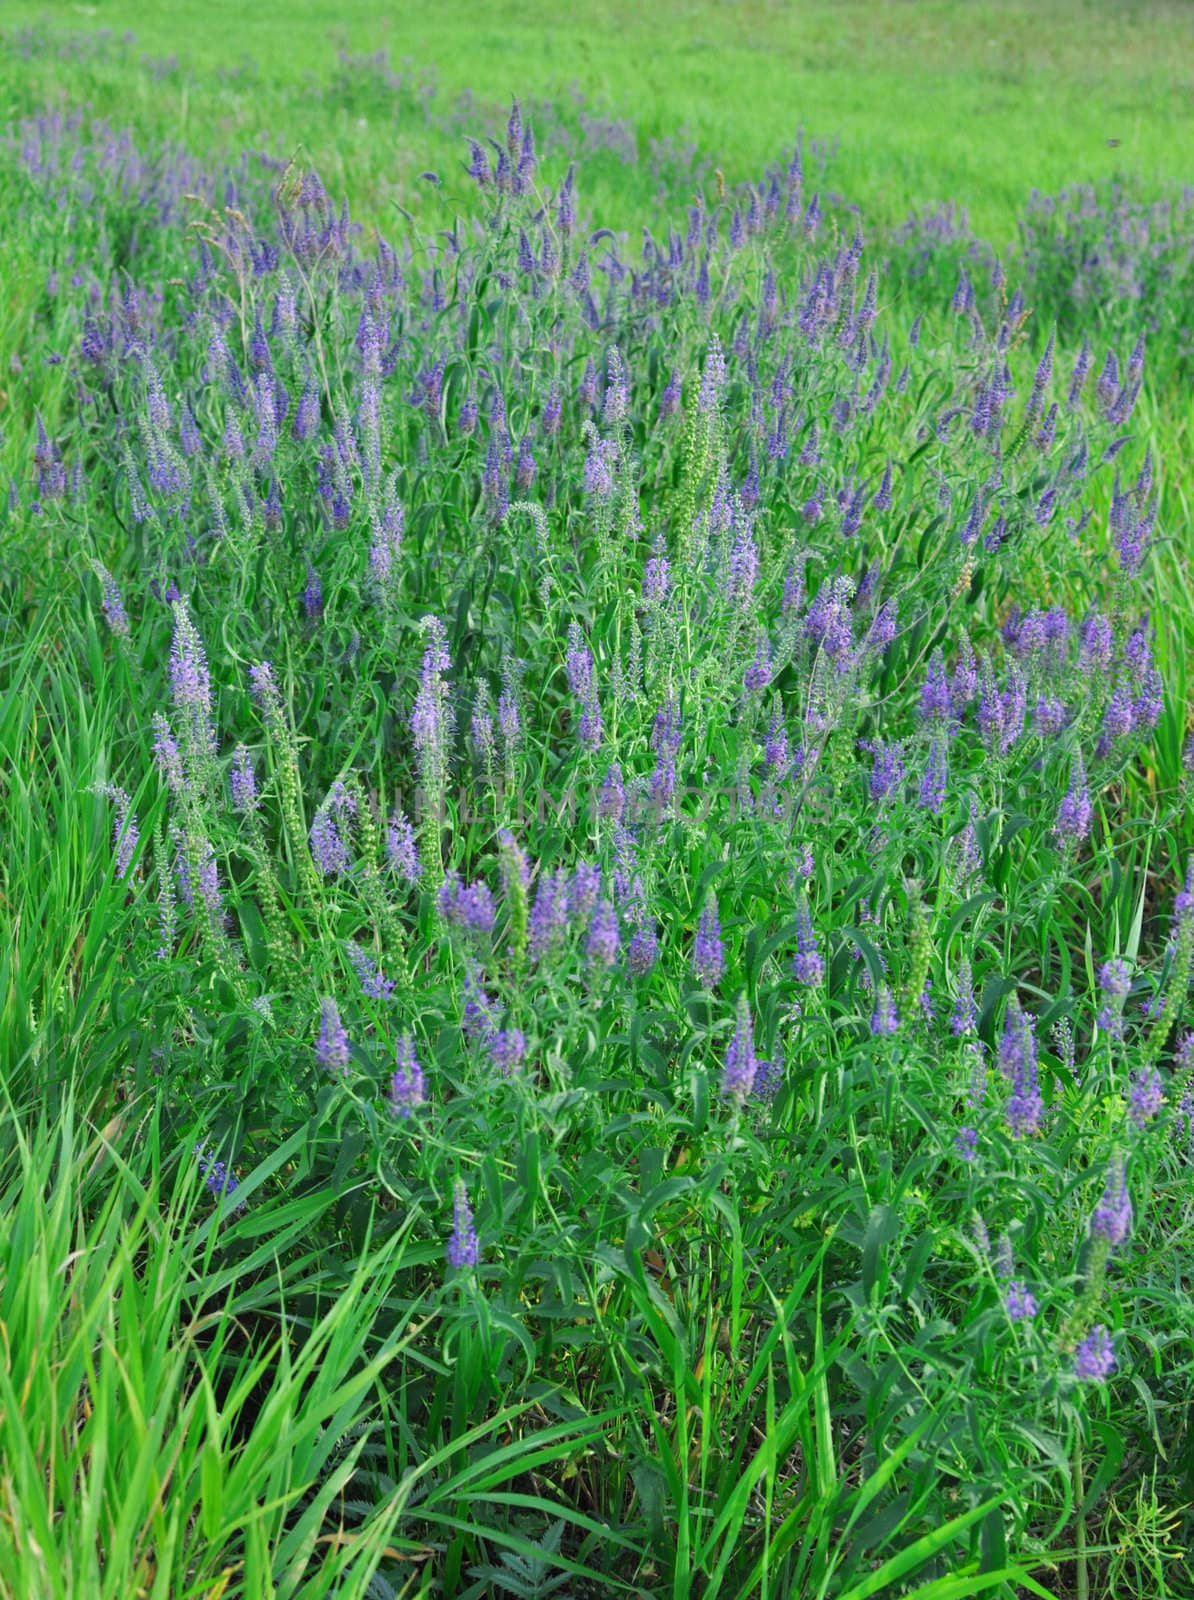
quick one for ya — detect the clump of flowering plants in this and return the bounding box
[5,71,1194,1600]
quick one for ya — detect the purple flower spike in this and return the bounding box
[194,1144,246,1211]
[694,897,725,989]
[1056,749,1092,843]
[390,1036,426,1118]
[438,872,496,936]
[627,922,658,975]
[153,714,185,795]
[1096,957,1131,1035]
[301,560,323,620]
[100,784,139,879]
[919,736,947,815]
[586,899,620,969]
[1001,998,1043,1138]
[461,965,496,1040]
[722,995,758,1103]
[753,1051,784,1103]
[529,869,571,962]
[1004,1280,1038,1321]
[744,633,772,691]
[598,763,625,822]
[951,958,977,1036]
[169,601,217,763]
[1091,1157,1132,1247]
[310,806,350,877]
[487,1027,527,1075]
[316,998,350,1074]
[870,985,899,1037]
[446,1178,479,1269]
[1074,1324,1115,1381]
[93,562,130,639]
[230,746,258,813]
[348,941,396,1001]
[566,862,599,921]
[1128,1066,1163,1127]
[411,616,454,797]
[793,898,823,985]
[863,738,905,804]
[386,808,422,882]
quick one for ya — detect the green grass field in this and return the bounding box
[8,0,1194,236]
[3,5,1194,1598]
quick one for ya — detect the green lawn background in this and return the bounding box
[7,0,1194,240]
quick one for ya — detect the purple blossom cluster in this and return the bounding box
[722,996,758,1103]
[694,898,726,989]
[348,941,396,1001]
[386,808,421,881]
[98,783,139,878]
[310,782,356,877]
[316,998,350,1073]
[1090,1156,1132,1247]
[22,74,1191,1516]
[446,1178,479,1269]
[1000,998,1043,1138]
[194,1144,246,1210]
[438,872,496,936]
[390,1036,426,1117]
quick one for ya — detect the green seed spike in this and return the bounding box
[1141,908,1194,1072]
[899,886,933,1019]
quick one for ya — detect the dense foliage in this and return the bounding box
[2,28,1194,1600]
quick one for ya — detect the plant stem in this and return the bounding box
[1075,1432,1089,1600]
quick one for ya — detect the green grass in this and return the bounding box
[6,0,1194,238]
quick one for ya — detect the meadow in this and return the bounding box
[2,4,1194,1597]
